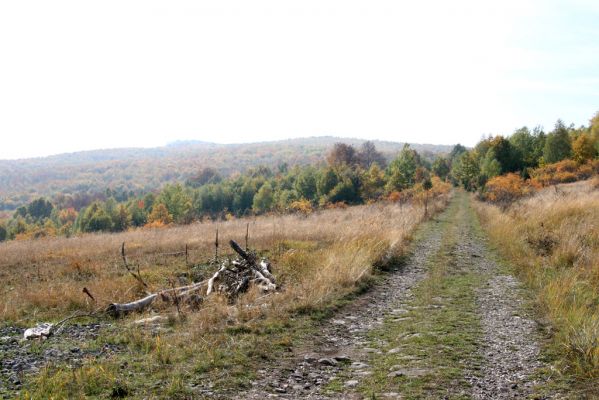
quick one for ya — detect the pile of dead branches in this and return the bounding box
[207,240,276,297]
[106,239,277,317]
[24,239,278,339]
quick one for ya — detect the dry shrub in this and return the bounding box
[325,202,348,210]
[482,173,536,207]
[288,199,313,215]
[475,180,599,379]
[387,191,402,203]
[430,176,452,195]
[531,159,598,187]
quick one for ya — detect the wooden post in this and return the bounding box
[214,227,219,262]
[185,243,189,265]
[121,242,127,267]
[272,216,276,254]
[245,222,249,250]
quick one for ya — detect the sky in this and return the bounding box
[0,0,598,160]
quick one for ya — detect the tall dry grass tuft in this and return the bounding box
[0,194,449,323]
[474,180,599,379]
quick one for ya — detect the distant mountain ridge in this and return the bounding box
[0,137,454,210]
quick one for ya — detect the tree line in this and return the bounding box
[449,111,599,192]
[0,141,443,241]
[2,109,597,242]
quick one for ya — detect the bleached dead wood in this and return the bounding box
[24,312,100,339]
[133,315,168,325]
[107,293,158,317]
[206,240,277,298]
[105,240,276,317]
[207,264,227,296]
[24,323,53,340]
[106,280,209,317]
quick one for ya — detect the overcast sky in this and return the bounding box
[1,0,598,159]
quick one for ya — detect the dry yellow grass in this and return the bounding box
[4,188,452,398]
[474,180,599,379]
[0,195,449,323]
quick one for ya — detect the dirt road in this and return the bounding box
[240,193,554,399]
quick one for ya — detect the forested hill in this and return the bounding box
[0,137,452,211]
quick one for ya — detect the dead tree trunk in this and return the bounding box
[107,293,158,317]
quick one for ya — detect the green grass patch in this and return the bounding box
[358,193,485,399]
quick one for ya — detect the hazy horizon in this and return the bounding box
[1,0,598,159]
[0,135,454,162]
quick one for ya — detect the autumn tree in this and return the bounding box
[361,164,386,200]
[328,179,360,204]
[0,223,7,242]
[543,120,572,163]
[386,144,421,191]
[483,173,533,208]
[253,182,274,212]
[414,167,433,215]
[58,208,78,225]
[589,111,599,148]
[487,136,522,173]
[26,197,54,221]
[451,152,480,191]
[449,144,467,161]
[186,167,222,187]
[79,202,113,232]
[432,157,450,180]
[480,149,502,180]
[509,126,545,169]
[157,183,192,224]
[572,133,597,163]
[232,180,257,214]
[358,141,386,168]
[113,204,132,231]
[128,200,147,227]
[294,167,318,200]
[148,203,173,225]
[316,168,339,199]
[274,189,299,210]
[327,143,358,167]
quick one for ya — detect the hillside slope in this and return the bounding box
[0,137,452,210]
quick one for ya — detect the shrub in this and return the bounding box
[482,173,534,207]
[289,199,313,215]
[531,159,599,187]
[387,191,402,203]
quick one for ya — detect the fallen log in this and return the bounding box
[107,280,209,317]
[106,293,158,317]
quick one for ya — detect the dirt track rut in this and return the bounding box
[236,193,552,399]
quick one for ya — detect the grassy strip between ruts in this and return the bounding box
[13,197,451,399]
[347,194,484,399]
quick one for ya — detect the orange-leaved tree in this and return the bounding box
[146,203,173,228]
[483,173,536,207]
